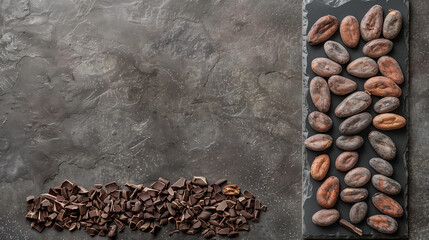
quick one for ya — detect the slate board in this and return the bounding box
[302,0,409,239]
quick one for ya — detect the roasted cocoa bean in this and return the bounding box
[383,10,402,40]
[324,40,350,64]
[368,131,397,160]
[335,91,372,118]
[308,111,333,133]
[336,135,364,151]
[373,113,407,130]
[349,202,368,224]
[374,97,400,113]
[311,154,330,181]
[335,151,359,172]
[360,5,383,41]
[312,209,340,227]
[347,57,378,78]
[340,188,368,203]
[310,76,331,113]
[317,176,339,208]
[339,112,372,135]
[311,58,342,77]
[372,174,402,195]
[378,56,404,85]
[364,76,402,97]
[372,193,404,218]
[307,15,339,45]
[328,75,357,96]
[344,167,371,188]
[367,215,398,234]
[369,158,394,177]
[304,134,333,151]
[340,16,360,48]
[362,39,393,58]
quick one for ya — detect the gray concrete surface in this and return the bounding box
[0,0,427,239]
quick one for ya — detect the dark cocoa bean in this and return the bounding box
[373,113,407,130]
[312,209,340,226]
[340,188,368,203]
[360,5,383,41]
[317,176,339,208]
[383,10,402,40]
[368,131,396,160]
[304,134,333,151]
[336,135,364,151]
[310,76,331,113]
[344,167,371,188]
[340,16,360,48]
[372,193,404,218]
[324,40,350,64]
[311,154,330,181]
[307,15,339,45]
[349,202,368,224]
[328,75,357,96]
[308,111,333,133]
[347,57,378,78]
[367,215,398,234]
[364,76,402,97]
[378,56,404,85]
[372,174,402,195]
[311,58,342,77]
[369,158,394,177]
[362,39,393,58]
[339,112,372,135]
[335,91,372,118]
[335,151,359,172]
[374,97,400,113]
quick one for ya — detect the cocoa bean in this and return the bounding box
[372,193,404,218]
[367,215,398,234]
[369,158,394,177]
[308,111,333,133]
[364,76,402,97]
[310,76,331,113]
[312,209,340,227]
[336,135,364,151]
[328,75,357,96]
[344,167,371,188]
[340,16,360,48]
[311,154,330,181]
[307,15,339,45]
[304,134,333,151]
[383,10,402,40]
[349,202,368,224]
[368,131,397,160]
[347,57,378,78]
[324,40,350,64]
[373,113,407,130]
[335,91,372,118]
[317,176,339,208]
[372,174,402,195]
[335,151,359,172]
[378,56,404,84]
[374,97,400,113]
[311,58,342,77]
[339,112,372,135]
[340,188,368,203]
[362,39,393,58]
[360,5,383,41]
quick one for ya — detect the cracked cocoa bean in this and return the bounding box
[340,15,360,48]
[336,135,364,151]
[311,58,342,77]
[378,56,404,85]
[369,158,394,177]
[372,193,404,218]
[349,202,368,224]
[317,176,339,208]
[360,5,383,41]
[367,215,398,234]
[369,131,396,160]
[312,209,340,227]
[310,76,330,113]
[363,39,393,58]
[372,174,402,195]
[308,111,332,133]
[383,10,402,40]
[324,40,350,64]
[339,112,372,135]
[335,151,359,172]
[304,134,333,151]
[347,57,378,78]
[335,91,372,118]
[328,75,357,96]
[373,113,406,130]
[344,167,371,188]
[307,15,339,45]
[374,97,400,113]
[340,188,368,203]
[311,154,330,181]
[364,76,402,97]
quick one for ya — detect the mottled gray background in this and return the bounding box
[0,0,427,239]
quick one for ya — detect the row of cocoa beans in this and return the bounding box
[305,5,405,235]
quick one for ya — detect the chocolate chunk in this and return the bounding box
[216,200,228,211]
[171,177,186,189]
[192,176,208,186]
[105,182,119,194]
[26,196,35,203]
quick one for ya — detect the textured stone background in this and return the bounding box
[0,0,427,239]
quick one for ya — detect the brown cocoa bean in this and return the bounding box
[310,76,330,113]
[363,39,393,58]
[374,97,400,113]
[372,174,402,195]
[307,15,339,45]
[336,135,364,151]
[372,193,404,218]
[340,188,368,203]
[311,154,330,181]
[364,76,402,97]
[367,215,398,234]
[346,57,378,78]
[324,40,350,64]
[335,151,359,172]
[304,134,333,151]
[311,58,342,77]
[335,91,372,118]
[317,176,339,208]
[369,158,394,177]
[368,131,397,160]
[373,113,407,130]
[383,10,402,40]
[308,111,333,133]
[312,209,340,227]
[328,75,357,96]
[344,167,371,188]
[378,56,404,84]
[339,112,372,135]
[349,202,368,224]
[340,16,360,48]
[360,5,383,41]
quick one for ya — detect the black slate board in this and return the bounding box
[302,0,409,239]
